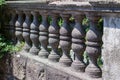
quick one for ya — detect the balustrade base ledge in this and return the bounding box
[12,51,102,80]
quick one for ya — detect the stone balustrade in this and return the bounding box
[5,1,120,80]
[8,10,102,79]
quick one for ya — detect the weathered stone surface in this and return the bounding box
[12,53,27,80]
[102,15,120,80]
[9,52,102,80]
[0,54,12,80]
[46,66,69,80]
[26,58,45,80]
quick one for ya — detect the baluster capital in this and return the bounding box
[39,10,48,16]
[72,13,84,19]
[9,10,17,26]
[24,11,31,16]
[31,11,39,16]
[16,10,23,15]
[85,13,101,22]
[60,14,71,20]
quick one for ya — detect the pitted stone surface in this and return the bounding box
[46,66,69,80]
[12,53,27,80]
[26,58,45,80]
[5,51,102,80]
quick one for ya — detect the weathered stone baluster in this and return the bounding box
[29,11,40,55]
[15,10,24,45]
[9,11,17,43]
[85,13,102,78]
[71,13,86,72]
[38,11,49,58]
[48,13,60,62]
[59,14,72,66]
[22,11,32,52]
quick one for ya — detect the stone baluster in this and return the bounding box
[9,11,17,43]
[59,14,72,66]
[22,11,32,52]
[15,10,24,45]
[29,11,40,55]
[48,13,60,62]
[85,13,102,78]
[71,13,86,72]
[38,11,49,58]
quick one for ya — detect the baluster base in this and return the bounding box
[38,49,49,58]
[85,64,102,78]
[23,44,31,52]
[59,57,72,67]
[71,61,86,72]
[48,50,60,62]
[29,47,39,55]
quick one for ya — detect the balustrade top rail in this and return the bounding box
[6,1,120,13]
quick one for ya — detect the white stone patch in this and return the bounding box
[103,16,120,80]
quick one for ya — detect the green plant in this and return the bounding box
[0,34,24,58]
[0,0,5,5]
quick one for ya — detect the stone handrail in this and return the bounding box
[5,0,120,80]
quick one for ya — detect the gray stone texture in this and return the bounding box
[102,15,120,80]
[12,53,27,80]
[9,52,102,80]
[26,58,45,80]
[0,54,12,80]
[6,0,120,80]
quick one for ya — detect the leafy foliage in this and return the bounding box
[0,0,5,5]
[0,34,24,58]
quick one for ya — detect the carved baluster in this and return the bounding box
[22,11,32,52]
[38,11,49,58]
[29,11,40,55]
[48,13,60,62]
[85,13,102,78]
[59,14,72,66]
[15,11,24,45]
[71,13,86,72]
[9,11,17,43]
